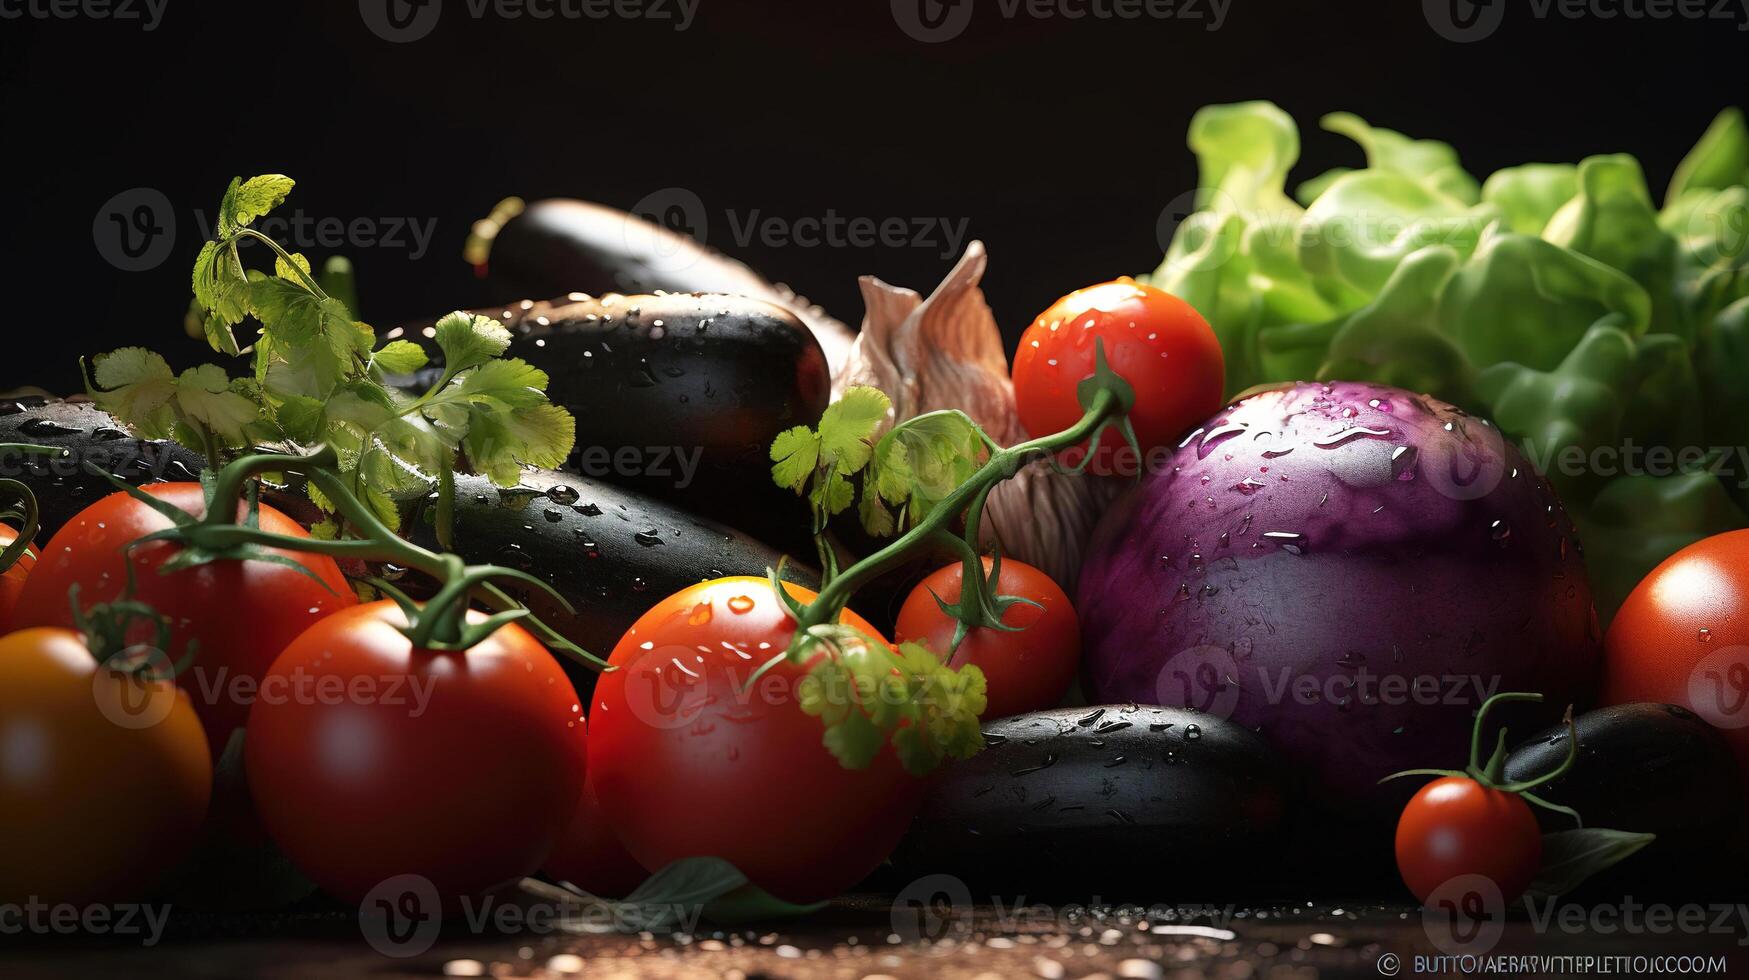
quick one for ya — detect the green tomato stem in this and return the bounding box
[796,386,1122,635]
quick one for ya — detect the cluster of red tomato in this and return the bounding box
[0,278,1231,909]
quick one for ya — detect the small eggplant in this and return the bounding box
[1504,702,1747,895]
[892,705,1287,899]
[467,197,855,372]
[395,292,827,553]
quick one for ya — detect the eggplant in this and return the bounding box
[0,397,210,532]
[892,705,1288,899]
[399,292,828,553]
[466,197,856,372]
[0,399,811,672]
[1504,703,1747,896]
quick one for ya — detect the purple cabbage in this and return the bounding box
[1077,381,1601,805]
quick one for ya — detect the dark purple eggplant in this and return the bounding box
[466,197,855,371]
[1503,702,1746,896]
[892,705,1288,899]
[0,399,811,668]
[0,397,210,533]
[397,292,828,552]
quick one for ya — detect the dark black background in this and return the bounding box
[2,0,1743,391]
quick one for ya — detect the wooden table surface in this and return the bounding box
[10,895,1744,979]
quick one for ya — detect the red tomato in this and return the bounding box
[1012,278,1224,473]
[1395,775,1543,905]
[894,557,1079,719]
[12,483,355,755]
[0,523,35,632]
[544,775,649,898]
[0,627,212,905]
[245,600,587,904]
[1603,529,1749,785]
[587,577,920,904]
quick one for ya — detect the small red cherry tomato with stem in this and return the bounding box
[1012,278,1224,474]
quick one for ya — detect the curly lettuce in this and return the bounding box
[1146,103,1749,619]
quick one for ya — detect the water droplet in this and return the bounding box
[1699,628,1714,643]
[1183,724,1202,741]
[1390,445,1418,481]
[727,595,755,614]
[542,507,565,523]
[1490,519,1512,546]
[1313,425,1391,449]
[545,484,580,506]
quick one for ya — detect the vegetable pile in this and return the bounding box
[1,124,1745,931]
[1147,102,1749,617]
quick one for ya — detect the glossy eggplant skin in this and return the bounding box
[401,466,812,684]
[402,292,827,553]
[1505,703,1747,896]
[472,197,855,371]
[0,400,811,678]
[0,398,212,533]
[893,706,1287,899]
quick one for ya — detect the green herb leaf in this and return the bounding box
[222,174,295,234]
[174,365,261,446]
[1524,829,1657,899]
[87,348,177,439]
[369,339,428,375]
[816,386,890,473]
[433,310,512,373]
[795,630,987,776]
[768,425,819,493]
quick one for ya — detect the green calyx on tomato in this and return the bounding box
[64,584,193,677]
[1384,691,1583,821]
[757,338,1142,774]
[1385,691,1658,902]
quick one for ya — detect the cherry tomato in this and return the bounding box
[0,627,212,905]
[1603,528,1749,786]
[894,557,1079,719]
[544,775,649,898]
[13,483,355,755]
[587,577,920,904]
[1012,278,1224,474]
[0,522,36,632]
[245,600,586,904]
[1395,775,1543,905]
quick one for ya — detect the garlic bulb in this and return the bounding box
[833,242,1119,590]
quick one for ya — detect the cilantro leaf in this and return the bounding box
[370,340,428,375]
[768,425,819,492]
[222,175,295,234]
[86,348,177,438]
[174,365,262,446]
[817,386,890,473]
[433,311,512,373]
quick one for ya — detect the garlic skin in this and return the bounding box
[833,242,1118,590]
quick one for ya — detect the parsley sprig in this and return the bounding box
[86,176,574,529]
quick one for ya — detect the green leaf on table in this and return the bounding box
[1524,828,1657,899]
[527,856,823,933]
